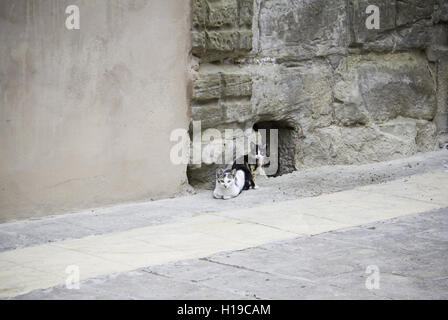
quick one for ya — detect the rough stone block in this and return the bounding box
[193,0,254,29]
[191,70,253,131]
[222,74,252,98]
[192,0,208,29]
[207,30,252,52]
[396,0,435,26]
[433,0,448,22]
[192,104,223,128]
[192,31,207,57]
[258,0,348,59]
[192,73,252,102]
[426,24,448,62]
[252,62,334,132]
[427,46,448,63]
[193,74,222,101]
[334,52,437,123]
[192,100,252,129]
[207,0,239,28]
[333,102,369,127]
[193,30,253,61]
[223,101,253,124]
[192,0,253,61]
[415,120,438,152]
[349,0,440,52]
[238,0,254,27]
[295,124,418,170]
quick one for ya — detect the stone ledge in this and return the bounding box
[192,30,253,61]
[193,73,252,101]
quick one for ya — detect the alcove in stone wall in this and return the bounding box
[253,120,300,177]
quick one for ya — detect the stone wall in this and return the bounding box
[188,0,448,188]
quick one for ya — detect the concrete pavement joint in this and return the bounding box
[357,189,446,206]
[200,257,316,284]
[143,265,257,299]
[299,211,351,225]
[206,212,303,236]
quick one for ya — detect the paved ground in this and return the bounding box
[13,208,448,300]
[0,150,447,299]
[1,151,447,251]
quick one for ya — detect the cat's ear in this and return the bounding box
[231,169,237,176]
[216,169,221,177]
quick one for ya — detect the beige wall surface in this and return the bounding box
[0,0,191,222]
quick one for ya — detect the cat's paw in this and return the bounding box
[253,185,260,190]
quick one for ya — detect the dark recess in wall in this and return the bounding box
[253,120,299,177]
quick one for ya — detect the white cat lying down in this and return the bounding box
[213,168,245,200]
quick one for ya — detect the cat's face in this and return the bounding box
[216,169,236,189]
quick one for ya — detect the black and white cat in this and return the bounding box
[232,142,268,190]
[213,142,268,199]
[213,168,246,200]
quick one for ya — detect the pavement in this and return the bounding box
[0,151,447,299]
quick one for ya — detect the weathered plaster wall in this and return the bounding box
[188,0,448,188]
[0,0,191,222]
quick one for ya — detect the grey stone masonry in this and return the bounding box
[189,0,448,188]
